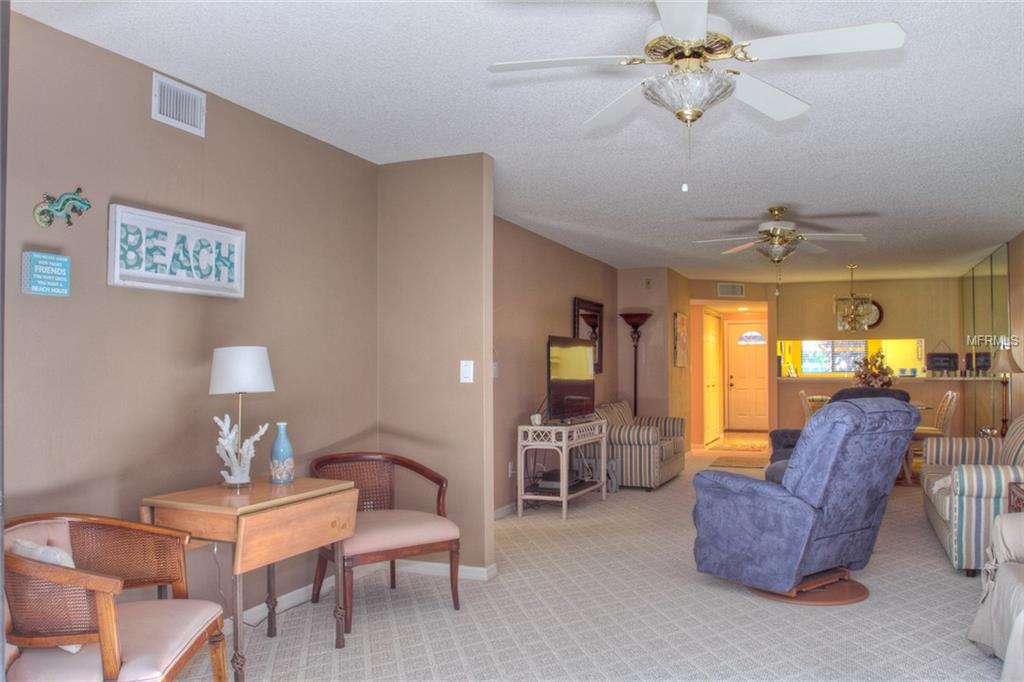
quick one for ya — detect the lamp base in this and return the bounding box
[220,480,253,490]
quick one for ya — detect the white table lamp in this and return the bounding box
[209,346,275,445]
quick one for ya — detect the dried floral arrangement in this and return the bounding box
[853,350,894,388]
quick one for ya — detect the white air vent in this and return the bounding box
[717,282,746,298]
[151,73,206,137]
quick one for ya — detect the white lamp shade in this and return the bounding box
[209,346,276,395]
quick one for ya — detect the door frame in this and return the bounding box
[724,318,770,432]
[702,310,724,446]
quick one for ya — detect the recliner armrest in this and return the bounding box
[770,429,802,451]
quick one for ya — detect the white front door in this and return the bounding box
[725,321,770,431]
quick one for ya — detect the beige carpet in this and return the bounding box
[181,452,1002,681]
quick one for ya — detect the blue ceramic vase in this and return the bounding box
[270,422,295,484]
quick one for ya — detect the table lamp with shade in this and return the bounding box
[209,346,275,447]
[992,346,1023,436]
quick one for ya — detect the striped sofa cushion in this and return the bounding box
[1001,417,1024,465]
[596,401,633,427]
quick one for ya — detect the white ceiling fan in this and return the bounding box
[695,206,867,263]
[489,1,906,128]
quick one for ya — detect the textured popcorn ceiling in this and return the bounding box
[15,1,1024,282]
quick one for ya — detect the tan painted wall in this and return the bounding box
[666,270,690,426]
[617,268,669,417]
[377,154,495,569]
[1009,233,1024,421]
[776,278,962,349]
[5,15,380,607]
[492,218,617,512]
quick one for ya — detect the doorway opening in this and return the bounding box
[690,300,770,449]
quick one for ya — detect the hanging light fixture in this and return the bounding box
[834,264,873,332]
[641,59,736,127]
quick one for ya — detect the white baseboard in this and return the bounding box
[494,503,515,520]
[222,561,496,635]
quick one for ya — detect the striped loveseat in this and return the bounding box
[584,400,685,490]
[921,417,1024,574]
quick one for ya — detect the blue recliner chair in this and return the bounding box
[693,398,919,600]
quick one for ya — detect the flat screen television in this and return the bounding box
[547,336,596,421]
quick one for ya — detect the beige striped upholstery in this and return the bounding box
[923,417,1024,570]
[592,400,685,489]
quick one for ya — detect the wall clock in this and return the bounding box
[866,301,884,329]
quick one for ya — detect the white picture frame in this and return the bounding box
[108,204,245,298]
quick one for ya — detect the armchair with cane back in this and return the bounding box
[310,452,461,633]
[3,513,227,682]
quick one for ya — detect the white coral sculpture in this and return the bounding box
[214,414,269,485]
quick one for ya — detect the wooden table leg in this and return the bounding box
[231,574,245,682]
[266,563,277,638]
[333,541,345,648]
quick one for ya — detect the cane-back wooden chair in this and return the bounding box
[4,513,227,682]
[310,452,460,633]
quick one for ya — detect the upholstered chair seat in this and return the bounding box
[340,509,460,556]
[8,599,223,682]
[4,514,227,682]
[310,452,461,634]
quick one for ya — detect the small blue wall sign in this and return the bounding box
[22,252,71,297]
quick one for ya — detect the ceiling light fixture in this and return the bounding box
[834,264,873,332]
[641,63,736,127]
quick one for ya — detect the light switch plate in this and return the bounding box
[460,360,474,383]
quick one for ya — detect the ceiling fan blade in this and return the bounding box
[801,233,867,242]
[583,81,646,128]
[694,236,762,245]
[721,241,761,255]
[798,211,879,220]
[655,1,709,42]
[742,22,906,61]
[732,73,810,121]
[488,56,643,72]
[800,242,828,254]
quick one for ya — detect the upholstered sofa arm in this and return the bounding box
[635,415,684,438]
[951,465,1024,498]
[924,437,1001,466]
[607,424,661,446]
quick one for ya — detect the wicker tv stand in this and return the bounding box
[516,419,607,519]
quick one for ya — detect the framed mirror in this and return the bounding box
[572,297,604,374]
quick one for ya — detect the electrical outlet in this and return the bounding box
[643,277,653,290]
[508,461,515,478]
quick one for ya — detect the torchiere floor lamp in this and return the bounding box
[620,312,652,418]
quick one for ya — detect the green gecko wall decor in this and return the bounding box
[34,187,91,228]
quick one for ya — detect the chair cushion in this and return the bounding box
[7,599,222,682]
[764,459,789,484]
[343,510,460,557]
[912,427,945,441]
[596,401,633,427]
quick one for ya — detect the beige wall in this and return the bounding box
[776,278,962,349]
[666,270,690,428]
[617,268,669,417]
[377,154,495,569]
[1009,233,1024,421]
[5,15,380,606]
[492,218,618,511]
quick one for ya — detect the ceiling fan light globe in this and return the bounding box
[756,240,797,263]
[641,69,736,125]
